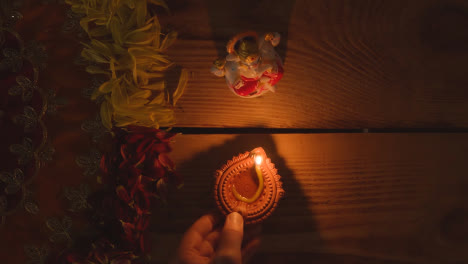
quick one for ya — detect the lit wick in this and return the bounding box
[232,154,265,203]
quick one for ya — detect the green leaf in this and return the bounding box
[114,115,137,127]
[123,0,135,9]
[67,0,186,130]
[148,0,170,14]
[109,16,123,46]
[130,90,151,99]
[88,25,110,38]
[172,68,188,105]
[90,39,113,58]
[160,31,177,51]
[86,65,110,75]
[134,0,148,27]
[81,48,108,64]
[148,93,165,105]
[100,100,113,130]
[142,81,164,91]
[98,78,119,94]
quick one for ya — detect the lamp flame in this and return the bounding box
[255,155,263,165]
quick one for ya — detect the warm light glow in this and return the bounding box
[255,155,263,165]
[233,153,265,203]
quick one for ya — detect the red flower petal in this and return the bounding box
[135,206,148,216]
[158,154,174,170]
[152,157,162,168]
[100,155,109,175]
[136,216,150,231]
[156,131,178,142]
[143,155,165,179]
[171,171,184,188]
[94,249,107,264]
[132,188,150,211]
[130,166,142,178]
[121,221,136,241]
[125,133,145,144]
[120,145,127,160]
[150,165,166,180]
[134,154,146,167]
[115,203,134,222]
[139,232,151,254]
[116,186,131,204]
[136,138,154,154]
[118,159,129,169]
[66,252,84,263]
[139,175,155,185]
[93,125,184,258]
[151,142,171,153]
[111,259,132,264]
[156,179,168,201]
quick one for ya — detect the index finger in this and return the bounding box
[179,213,220,251]
[186,213,221,237]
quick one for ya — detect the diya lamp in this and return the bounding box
[214,147,284,224]
[211,31,284,98]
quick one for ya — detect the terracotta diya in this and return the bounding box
[214,147,284,224]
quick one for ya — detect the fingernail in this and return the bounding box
[226,212,243,228]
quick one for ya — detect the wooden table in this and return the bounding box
[1,0,468,263]
[153,0,468,263]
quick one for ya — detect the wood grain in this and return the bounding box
[151,134,468,263]
[159,0,468,128]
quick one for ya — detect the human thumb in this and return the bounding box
[214,212,244,264]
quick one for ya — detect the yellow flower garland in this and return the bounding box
[66,0,187,129]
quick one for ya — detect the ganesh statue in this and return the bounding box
[211,31,284,98]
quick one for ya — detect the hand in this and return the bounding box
[264,33,275,42]
[213,58,226,70]
[174,212,261,264]
[264,32,280,47]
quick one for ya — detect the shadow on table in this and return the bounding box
[154,134,322,262]
[204,0,296,63]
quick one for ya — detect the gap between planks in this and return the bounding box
[169,127,468,134]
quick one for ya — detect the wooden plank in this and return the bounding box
[159,0,468,128]
[151,134,468,263]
